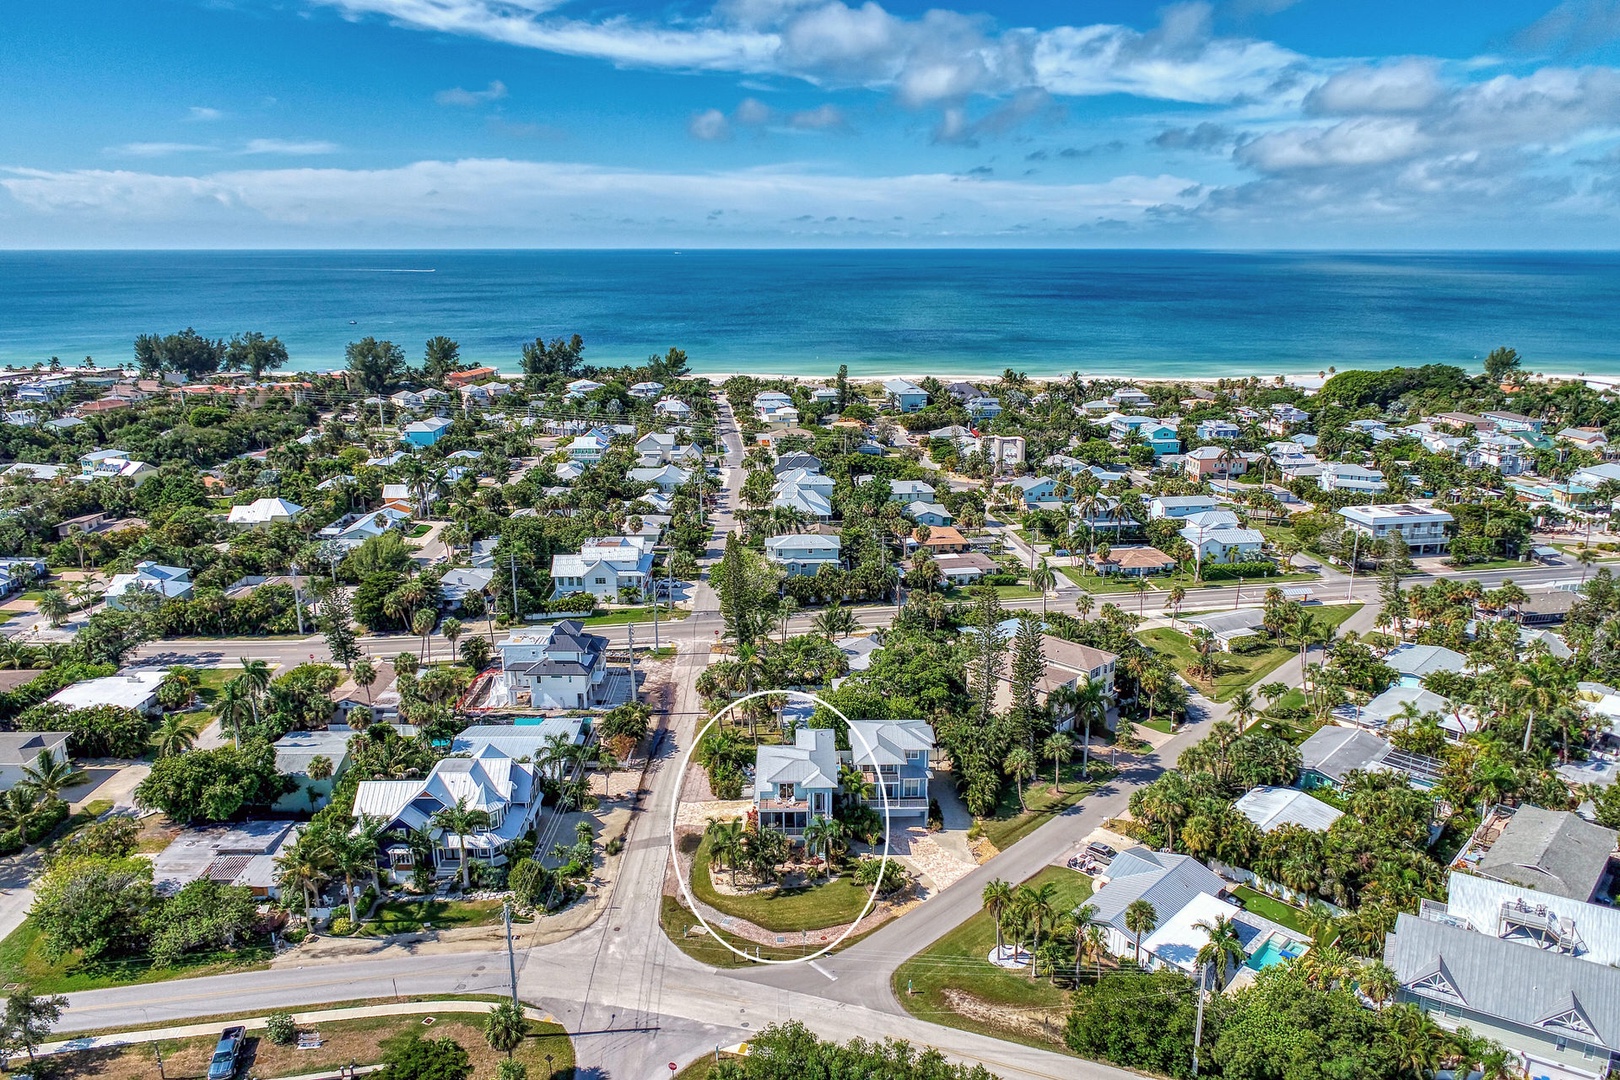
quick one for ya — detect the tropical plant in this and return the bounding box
[431,796,492,889]
[1124,899,1158,964]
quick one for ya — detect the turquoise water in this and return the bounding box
[1246,939,1305,970]
[4,250,1620,377]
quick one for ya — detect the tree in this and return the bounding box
[1125,899,1158,964]
[1194,914,1246,991]
[441,617,463,663]
[318,584,360,670]
[1165,584,1186,628]
[519,334,584,378]
[0,786,46,848]
[1482,345,1522,385]
[1030,559,1056,617]
[413,608,437,664]
[346,337,407,395]
[30,853,154,960]
[1002,746,1036,810]
[35,588,69,628]
[431,796,492,889]
[20,749,83,803]
[483,1000,527,1060]
[1017,881,1060,979]
[134,739,291,823]
[1041,731,1072,789]
[376,1033,472,1080]
[354,658,379,704]
[2,990,68,1066]
[423,336,461,382]
[134,328,224,379]
[216,680,254,745]
[223,331,289,380]
[981,878,1013,958]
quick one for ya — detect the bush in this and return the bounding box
[266,1012,298,1046]
[604,835,625,856]
[1227,635,1274,656]
[329,916,355,936]
[853,857,909,896]
[1196,560,1283,582]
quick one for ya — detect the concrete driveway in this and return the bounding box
[62,760,150,812]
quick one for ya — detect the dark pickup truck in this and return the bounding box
[207,1026,247,1080]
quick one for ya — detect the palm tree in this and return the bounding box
[1072,678,1106,777]
[1075,593,1094,621]
[35,588,69,628]
[236,657,272,725]
[1164,584,1186,628]
[1017,881,1060,978]
[1357,959,1399,1007]
[21,750,84,804]
[353,658,378,704]
[0,786,45,849]
[982,878,1014,959]
[275,833,331,918]
[1389,1003,1445,1080]
[1193,915,1246,990]
[153,714,197,758]
[1003,746,1036,810]
[431,796,492,889]
[1066,901,1100,981]
[1230,688,1258,732]
[412,608,436,664]
[1131,575,1150,616]
[1030,559,1056,618]
[441,617,463,663]
[216,679,255,745]
[704,817,745,886]
[1041,731,1072,790]
[1125,899,1158,964]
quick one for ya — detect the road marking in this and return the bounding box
[809,961,837,982]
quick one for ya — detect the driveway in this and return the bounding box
[63,760,150,812]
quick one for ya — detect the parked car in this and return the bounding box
[1085,841,1117,862]
[208,1026,247,1080]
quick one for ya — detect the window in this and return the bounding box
[777,783,795,800]
[905,749,924,763]
[903,779,922,798]
[594,577,606,586]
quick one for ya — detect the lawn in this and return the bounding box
[977,761,1110,854]
[1231,886,1314,936]
[581,606,691,627]
[46,1008,574,1080]
[1138,604,1361,703]
[891,866,1092,1050]
[0,919,272,995]
[1058,565,1320,598]
[689,835,872,933]
[659,896,879,966]
[355,898,515,937]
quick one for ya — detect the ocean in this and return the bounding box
[3,249,1620,378]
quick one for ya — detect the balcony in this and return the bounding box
[758,797,808,811]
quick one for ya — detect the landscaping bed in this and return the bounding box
[689,835,873,933]
[1137,603,1361,703]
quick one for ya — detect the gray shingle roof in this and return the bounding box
[1386,912,1620,1051]
[1476,807,1617,902]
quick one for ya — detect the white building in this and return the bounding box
[49,669,166,716]
[0,732,71,792]
[1318,462,1388,493]
[226,497,303,526]
[496,620,615,710]
[764,534,841,576]
[1338,504,1454,554]
[550,536,655,601]
[104,562,193,608]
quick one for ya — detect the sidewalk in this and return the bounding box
[19,999,556,1061]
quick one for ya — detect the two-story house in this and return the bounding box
[1338,503,1454,555]
[753,728,840,836]
[1008,475,1058,507]
[104,562,193,608]
[966,396,1002,420]
[1183,446,1254,479]
[78,449,156,485]
[550,536,655,601]
[1109,416,1180,456]
[497,620,613,709]
[402,416,453,447]
[883,378,928,413]
[1195,419,1242,441]
[845,719,935,819]
[1149,494,1221,520]
[1317,462,1388,493]
[764,534,842,576]
[566,431,611,463]
[1264,403,1309,434]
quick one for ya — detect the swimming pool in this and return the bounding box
[1246,939,1306,970]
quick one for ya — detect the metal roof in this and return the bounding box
[1232,785,1343,833]
[1444,870,1620,968]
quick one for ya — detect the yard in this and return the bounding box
[1137,604,1361,703]
[1059,565,1321,598]
[1231,885,1314,936]
[977,761,1110,854]
[45,1008,574,1080]
[354,897,516,937]
[581,606,690,627]
[688,834,873,933]
[891,866,1092,1050]
[0,918,272,995]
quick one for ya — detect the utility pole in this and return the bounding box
[510,552,520,622]
[627,624,637,691]
[651,575,660,652]
[503,901,520,1007]
[1345,528,1359,603]
[291,562,305,636]
[1191,964,1207,1077]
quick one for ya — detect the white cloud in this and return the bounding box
[107,142,212,157]
[435,80,509,105]
[0,158,1203,242]
[187,106,223,121]
[735,97,774,125]
[788,103,847,129]
[1237,117,1428,171]
[688,109,732,140]
[242,139,341,155]
[1305,59,1444,115]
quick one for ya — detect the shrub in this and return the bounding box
[329,916,355,936]
[853,857,908,896]
[604,835,625,856]
[266,1012,298,1046]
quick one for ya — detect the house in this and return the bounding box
[914,525,968,554]
[356,743,543,880]
[764,534,842,576]
[627,464,690,493]
[318,507,411,548]
[981,434,1026,466]
[629,380,664,400]
[1385,643,1468,683]
[886,479,936,503]
[0,731,70,792]
[1466,440,1528,476]
[655,397,692,420]
[779,470,837,497]
[104,562,193,608]
[1092,545,1178,577]
[1385,911,1620,1080]
[1109,387,1153,409]
[772,484,833,522]
[1485,410,1544,434]
[566,431,611,463]
[1338,503,1454,554]
[1267,442,1321,478]
[931,551,1001,585]
[1433,411,1493,432]
[226,497,303,526]
[151,821,298,899]
[77,449,155,485]
[634,432,680,467]
[945,381,981,401]
[994,633,1117,730]
[550,536,655,601]
[882,378,928,413]
[565,378,604,399]
[906,501,954,528]
[402,417,453,447]
[1149,495,1221,520]
[1317,462,1388,493]
[846,719,934,819]
[1008,476,1057,508]
[1467,806,1617,903]
[1347,418,1395,442]
[1195,419,1242,441]
[1109,416,1180,456]
[773,452,823,475]
[1232,785,1343,833]
[49,669,166,717]
[1182,446,1253,479]
[1433,869,1620,968]
[4,462,67,482]
[446,366,499,387]
[497,620,617,710]
[459,382,511,406]
[753,728,839,837]
[966,396,1002,419]
[810,386,841,404]
[1264,403,1309,434]
[272,729,352,812]
[440,567,496,610]
[450,719,589,767]
[390,388,448,409]
[1561,427,1610,453]
[1298,725,1441,790]
[329,661,401,724]
[1179,521,1265,564]
[1337,685,1474,739]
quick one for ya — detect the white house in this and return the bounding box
[773,484,833,522]
[1179,521,1265,564]
[764,534,841,576]
[629,381,664,400]
[49,669,166,716]
[550,536,655,601]
[104,562,193,608]
[627,464,691,493]
[318,507,411,548]
[1318,462,1388,493]
[226,497,303,526]
[565,378,605,399]
[655,397,692,419]
[497,620,615,710]
[566,431,611,463]
[0,732,71,793]
[1196,419,1242,441]
[1338,503,1454,554]
[1149,495,1221,520]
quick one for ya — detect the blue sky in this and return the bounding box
[5,0,1620,247]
